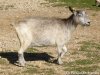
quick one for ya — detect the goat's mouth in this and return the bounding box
[85,24,90,26]
[83,22,90,26]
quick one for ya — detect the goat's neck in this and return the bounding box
[66,14,78,32]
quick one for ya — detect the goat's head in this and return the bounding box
[69,7,90,26]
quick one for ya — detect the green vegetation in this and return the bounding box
[64,41,100,72]
[43,68,55,75]
[64,65,100,72]
[72,59,93,65]
[79,41,100,51]
[0,58,9,65]
[27,48,39,53]
[47,0,100,10]
[22,65,55,75]
[0,4,15,10]
[64,59,99,72]
[23,65,41,74]
[23,68,39,74]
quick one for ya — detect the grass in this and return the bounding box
[72,59,93,65]
[24,41,100,74]
[47,0,100,10]
[23,65,41,74]
[43,68,55,75]
[0,4,15,10]
[64,59,100,72]
[22,65,55,75]
[23,68,39,74]
[79,41,100,51]
[64,41,100,72]
[27,48,39,53]
[64,65,100,72]
[92,13,97,16]
[65,58,94,67]
[0,41,100,74]
[0,58,9,65]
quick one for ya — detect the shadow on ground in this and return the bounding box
[0,52,54,65]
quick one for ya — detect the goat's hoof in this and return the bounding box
[19,63,25,67]
[57,60,63,65]
[57,62,63,65]
[15,61,25,67]
[49,58,56,63]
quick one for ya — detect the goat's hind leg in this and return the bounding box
[18,41,31,66]
[57,46,64,65]
[18,47,26,67]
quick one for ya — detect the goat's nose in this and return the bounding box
[87,22,90,26]
[88,22,90,24]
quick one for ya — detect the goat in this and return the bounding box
[13,7,90,66]
[95,0,100,6]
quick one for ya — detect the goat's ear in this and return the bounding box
[69,6,75,13]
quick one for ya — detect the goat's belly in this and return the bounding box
[30,39,56,47]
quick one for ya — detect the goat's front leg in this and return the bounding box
[60,45,68,58]
[57,45,67,65]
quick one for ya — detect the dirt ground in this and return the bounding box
[0,0,100,75]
